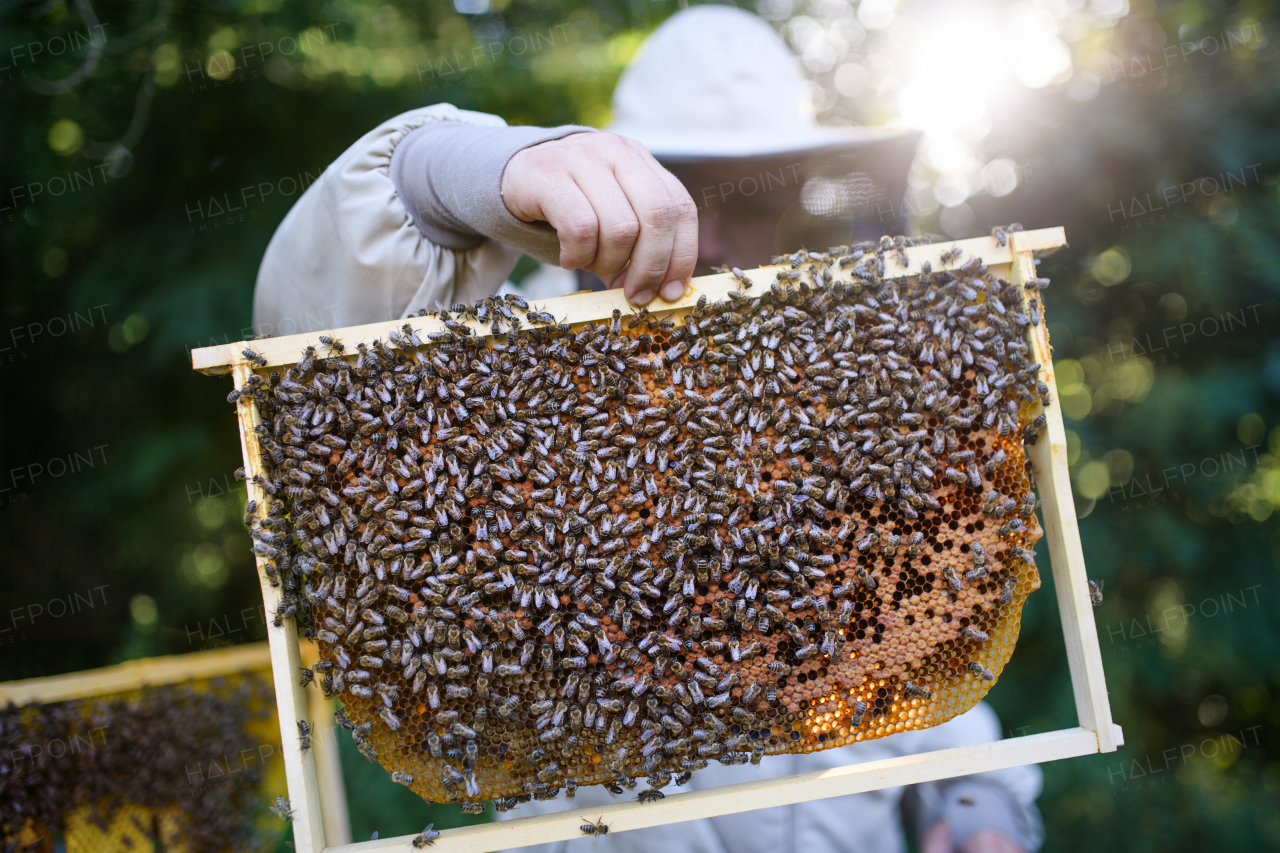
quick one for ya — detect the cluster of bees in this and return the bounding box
[236,232,1048,807]
[0,678,275,853]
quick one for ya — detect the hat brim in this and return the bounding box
[607,124,920,161]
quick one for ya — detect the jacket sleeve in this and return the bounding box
[253,103,529,336]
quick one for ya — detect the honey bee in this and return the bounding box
[1088,579,1104,607]
[942,567,964,591]
[412,823,440,847]
[903,681,931,699]
[1023,414,1047,442]
[269,796,293,822]
[1001,577,1017,605]
[854,567,878,591]
[580,817,610,836]
[967,662,995,681]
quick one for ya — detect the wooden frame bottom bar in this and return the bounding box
[339,725,1123,853]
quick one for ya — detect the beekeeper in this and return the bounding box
[254,7,1044,853]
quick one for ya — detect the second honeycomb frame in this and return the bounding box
[0,643,351,849]
[191,226,1120,853]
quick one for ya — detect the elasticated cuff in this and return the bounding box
[389,121,595,264]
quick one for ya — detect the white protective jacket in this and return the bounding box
[254,104,582,336]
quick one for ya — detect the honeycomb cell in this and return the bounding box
[240,239,1047,806]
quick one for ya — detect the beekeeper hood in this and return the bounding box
[608,5,912,161]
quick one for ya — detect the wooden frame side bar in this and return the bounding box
[329,725,1120,853]
[1008,235,1116,753]
[301,645,354,846]
[191,228,1066,375]
[309,691,353,847]
[233,362,329,853]
[0,644,271,705]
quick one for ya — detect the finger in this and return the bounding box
[607,146,683,305]
[536,180,600,271]
[598,263,625,292]
[570,164,641,278]
[648,160,699,301]
[921,821,955,853]
[961,831,1024,853]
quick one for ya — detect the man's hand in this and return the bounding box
[501,132,698,306]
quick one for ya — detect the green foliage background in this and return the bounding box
[1,0,1277,848]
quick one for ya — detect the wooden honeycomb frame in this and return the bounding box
[190,227,1121,853]
[0,643,353,848]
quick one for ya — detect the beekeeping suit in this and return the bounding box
[253,7,1044,852]
[252,100,585,337]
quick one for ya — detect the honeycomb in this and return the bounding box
[0,674,285,853]
[238,236,1047,806]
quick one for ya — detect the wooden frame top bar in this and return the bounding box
[191,227,1067,376]
[0,644,272,706]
